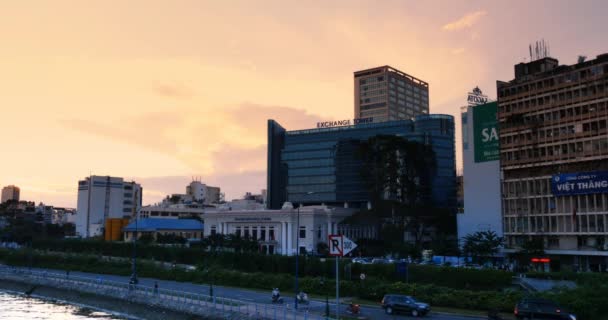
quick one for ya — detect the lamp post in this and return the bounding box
[129,209,139,285]
[320,276,329,319]
[295,191,314,310]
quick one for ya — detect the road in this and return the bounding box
[18,266,483,320]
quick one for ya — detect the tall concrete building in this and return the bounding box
[1,185,20,203]
[457,88,503,243]
[354,66,429,122]
[497,53,608,271]
[75,176,142,238]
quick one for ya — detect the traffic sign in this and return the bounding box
[342,236,357,256]
[328,234,343,256]
[328,235,357,257]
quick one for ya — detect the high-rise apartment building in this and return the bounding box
[75,176,142,238]
[1,185,20,203]
[497,53,608,271]
[354,66,429,122]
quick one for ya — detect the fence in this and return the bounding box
[0,266,336,320]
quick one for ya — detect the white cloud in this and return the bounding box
[442,10,487,31]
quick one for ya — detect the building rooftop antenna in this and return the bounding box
[528,39,551,61]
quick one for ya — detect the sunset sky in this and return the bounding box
[2,0,607,207]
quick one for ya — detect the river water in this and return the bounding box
[0,291,128,319]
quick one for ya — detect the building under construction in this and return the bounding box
[497,52,608,271]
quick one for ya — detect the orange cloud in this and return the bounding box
[61,103,325,179]
[153,83,194,99]
[442,10,487,31]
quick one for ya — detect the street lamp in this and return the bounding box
[320,276,329,319]
[129,209,139,285]
[295,191,315,310]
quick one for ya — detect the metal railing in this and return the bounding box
[0,266,336,320]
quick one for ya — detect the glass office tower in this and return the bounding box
[267,115,456,211]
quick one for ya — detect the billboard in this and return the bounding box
[551,171,608,196]
[473,102,499,162]
[467,86,488,106]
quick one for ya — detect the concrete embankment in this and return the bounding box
[0,279,208,320]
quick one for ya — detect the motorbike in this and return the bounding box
[346,303,361,315]
[271,293,284,304]
[296,292,309,305]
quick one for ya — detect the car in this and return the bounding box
[372,258,389,264]
[514,298,576,320]
[352,257,372,264]
[381,294,430,317]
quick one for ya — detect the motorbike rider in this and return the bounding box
[297,291,308,303]
[347,302,361,314]
[272,288,281,301]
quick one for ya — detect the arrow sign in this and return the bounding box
[342,236,357,256]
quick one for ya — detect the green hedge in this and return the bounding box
[351,263,513,290]
[0,248,519,313]
[30,239,513,291]
[4,248,606,319]
[6,249,608,319]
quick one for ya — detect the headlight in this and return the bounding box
[569,315,577,320]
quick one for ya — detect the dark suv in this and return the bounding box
[381,294,430,317]
[514,298,576,320]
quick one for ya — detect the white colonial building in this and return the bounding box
[203,203,354,255]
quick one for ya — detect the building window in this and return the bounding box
[299,226,306,239]
[261,229,266,240]
[236,227,242,237]
[211,226,217,235]
[548,237,559,248]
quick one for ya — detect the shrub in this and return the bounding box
[27,240,514,291]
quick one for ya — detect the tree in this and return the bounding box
[357,135,442,248]
[462,230,503,264]
[514,237,545,267]
[316,242,329,255]
[156,233,186,244]
[430,233,460,258]
[168,195,181,204]
[138,234,155,244]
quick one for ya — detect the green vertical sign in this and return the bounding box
[473,102,499,162]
